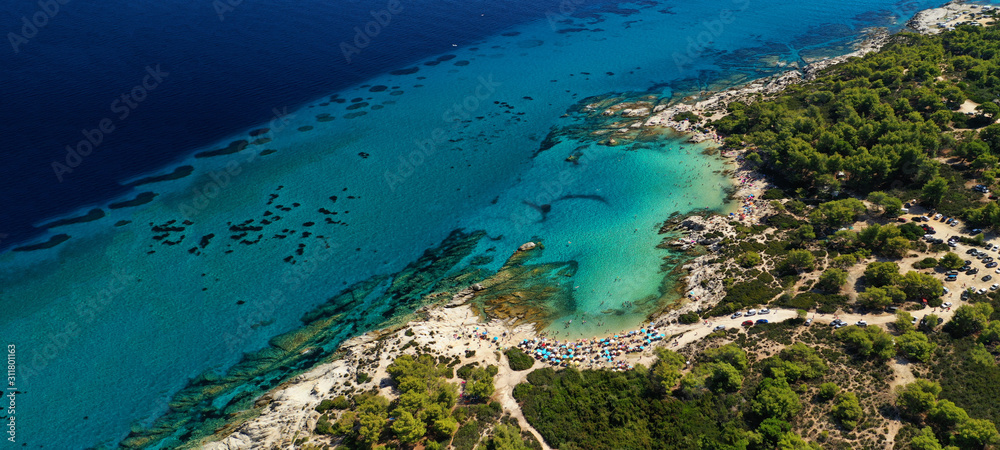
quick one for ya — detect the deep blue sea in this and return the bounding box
[0,0,979,447]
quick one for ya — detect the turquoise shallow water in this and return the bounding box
[0,0,979,447]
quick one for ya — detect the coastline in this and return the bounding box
[195,2,980,448]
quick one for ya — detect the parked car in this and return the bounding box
[984,275,993,282]
[713,325,726,331]
[746,309,757,316]
[943,302,953,307]
[742,320,754,327]
[967,248,978,254]
[934,213,943,220]
[979,288,988,294]
[759,308,770,315]
[756,319,768,324]
[987,262,997,268]
[856,320,867,327]
[731,312,742,319]
[943,287,950,294]
[804,318,813,326]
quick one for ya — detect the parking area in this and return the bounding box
[901,210,997,303]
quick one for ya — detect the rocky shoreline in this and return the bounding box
[643,28,891,142]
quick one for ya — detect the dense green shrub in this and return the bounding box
[708,280,782,316]
[505,348,534,371]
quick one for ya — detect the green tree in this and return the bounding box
[939,252,965,270]
[952,418,1000,449]
[432,416,459,441]
[817,268,849,293]
[392,410,427,445]
[949,303,995,337]
[910,426,944,450]
[751,378,803,421]
[810,198,867,227]
[465,366,496,400]
[981,321,1000,344]
[899,271,944,301]
[858,287,894,310]
[921,313,941,332]
[818,382,840,401]
[922,177,949,206]
[702,343,749,372]
[896,379,941,421]
[651,347,686,391]
[977,101,1000,119]
[738,251,764,268]
[706,362,744,393]
[970,343,995,367]
[883,236,912,258]
[357,395,390,444]
[785,249,816,272]
[867,191,903,216]
[830,254,859,269]
[897,331,937,362]
[775,432,821,449]
[865,261,901,287]
[839,325,895,359]
[896,311,916,333]
[927,399,970,435]
[486,423,530,450]
[831,392,863,430]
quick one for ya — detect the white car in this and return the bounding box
[943,287,950,294]
[746,309,757,316]
[856,320,867,327]
[759,308,770,315]
[943,302,953,307]
[992,284,998,291]
[934,213,943,220]
[978,288,988,294]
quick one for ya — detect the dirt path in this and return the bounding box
[495,357,551,450]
